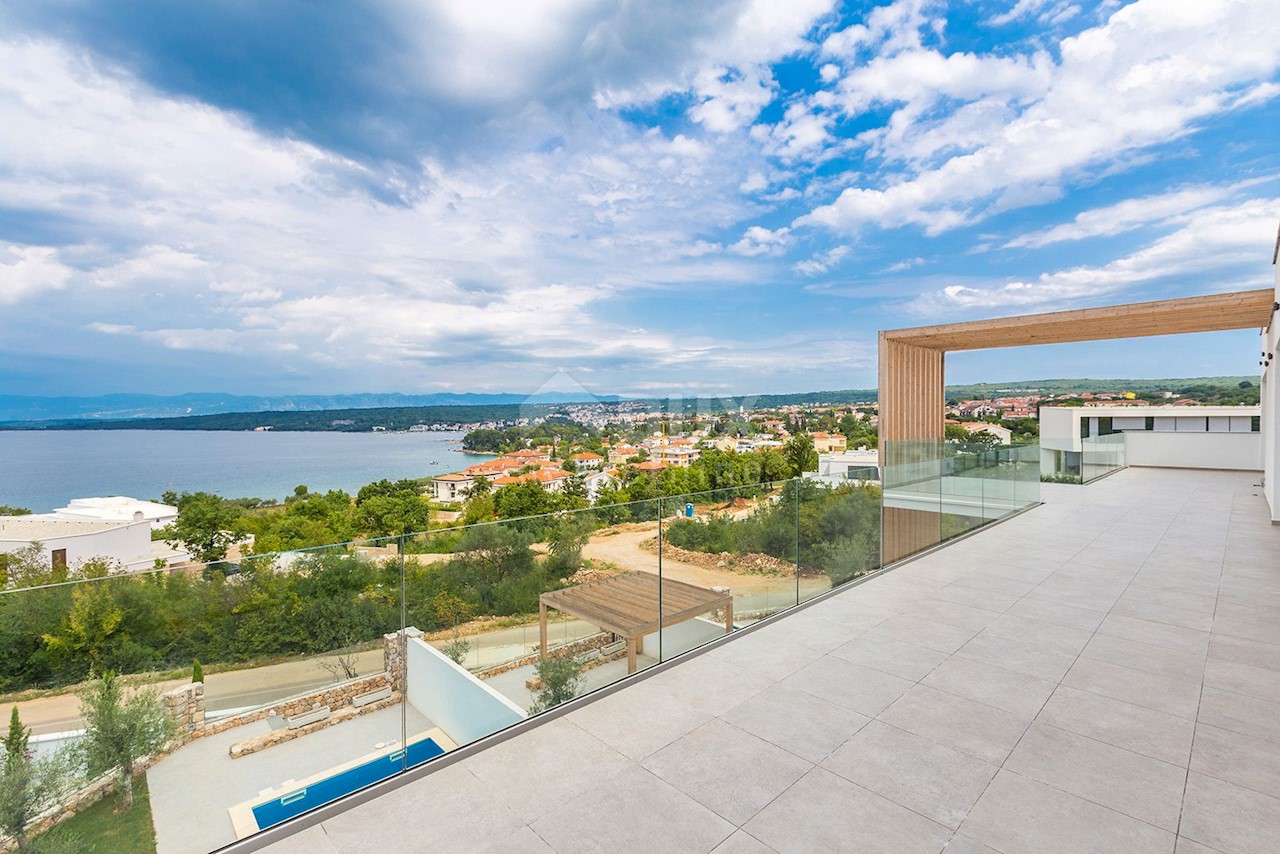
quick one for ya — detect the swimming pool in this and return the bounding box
[251,736,445,830]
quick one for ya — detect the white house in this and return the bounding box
[1040,405,1262,477]
[815,450,881,482]
[0,516,161,575]
[49,496,179,530]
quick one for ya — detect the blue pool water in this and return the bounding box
[252,737,445,830]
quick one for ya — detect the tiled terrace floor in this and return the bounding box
[262,468,1280,854]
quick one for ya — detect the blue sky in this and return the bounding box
[0,0,1277,398]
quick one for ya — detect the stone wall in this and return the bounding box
[228,690,401,758]
[197,671,391,740]
[164,681,205,737]
[477,631,614,680]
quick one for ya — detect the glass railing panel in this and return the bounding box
[1081,433,1126,483]
[881,439,944,564]
[940,443,990,540]
[797,473,882,602]
[658,480,795,661]
[202,537,406,846]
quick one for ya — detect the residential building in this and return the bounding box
[48,495,178,530]
[430,473,473,502]
[959,421,1013,444]
[809,431,847,453]
[815,449,879,481]
[0,516,167,573]
[1040,404,1262,476]
[568,452,604,470]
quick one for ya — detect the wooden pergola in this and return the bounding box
[539,571,733,674]
[879,288,1277,563]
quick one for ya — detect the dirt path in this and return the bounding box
[584,522,819,596]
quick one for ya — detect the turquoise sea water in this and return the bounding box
[0,430,487,512]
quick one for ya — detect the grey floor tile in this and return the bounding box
[828,635,948,681]
[921,656,1056,718]
[1061,656,1202,719]
[1004,723,1186,831]
[878,684,1031,764]
[1179,772,1280,854]
[1038,684,1194,766]
[1080,633,1206,684]
[1173,837,1225,854]
[1110,597,1215,631]
[465,718,632,822]
[1202,657,1280,704]
[1191,722,1280,796]
[530,765,734,854]
[940,834,1002,854]
[821,720,998,829]
[261,825,338,854]
[1209,633,1280,674]
[570,678,713,760]
[1004,597,1106,632]
[776,615,866,652]
[911,599,1006,631]
[956,628,1079,682]
[866,614,979,654]
[1197,686,1280,744]
[478,826,555,854]
[721,682,870,763]
[705,632,819,682]
[959,769,1174,854]
[1096,613,1210,656]
[984,613,1095,655]
[647,654,776,717]
[743,767,952,854]
[781,655,914,717]
[643,719,812,825]
[711,830,778,854]
[321,763,525,854]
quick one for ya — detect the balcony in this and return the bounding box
[250,467,1279,854]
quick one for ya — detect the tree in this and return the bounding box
[0,506,31,517]
[547,514,594,575]
[76,671,172,811]
[527,651,584,713]
[191,659,204,683]
[157,492,247,563]
[0,707,67,853]
[783,435,818,477]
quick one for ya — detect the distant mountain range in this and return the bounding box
[0,392,622,423]
[0,376,1255,427]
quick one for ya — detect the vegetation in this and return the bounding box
[1040,473,1082,484]
[31,775,156,854]
[1,709,67,853]
[155,492,247,563]
[527,650,584,713]
[665,481,882,586]
[190,659,203,683]
[75,671,172,811]
[0,506,31,517]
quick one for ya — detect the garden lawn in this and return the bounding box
[38,775,157,854]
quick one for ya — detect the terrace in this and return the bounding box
[255,467,1280,854]
[2,280,1276,853]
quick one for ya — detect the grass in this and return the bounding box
[33,775,157,854]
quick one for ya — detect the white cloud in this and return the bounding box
[909,197,1280,314]
[1004,179,1274,248]
[796,0,1280,235]
[794,245,850,275]
[731,225,792,256]
[0,245,72,304]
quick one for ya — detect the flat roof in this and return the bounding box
[1044,405,1260,416]
[0,515,141,541]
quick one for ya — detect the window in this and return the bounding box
[1145,417,1155,431]
[1080,418,1089,439]
[51,549,67,575]
[1098,417,1114,436]
[1253,416,1262,432]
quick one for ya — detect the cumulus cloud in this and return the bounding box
[796,0,1280,235]
[909,197,1280,314]
[0,245,72,304]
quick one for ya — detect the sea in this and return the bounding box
[0,430,489,512]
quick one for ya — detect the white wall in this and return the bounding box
[1039,407,1077,452]
[640,616,729,659]
[0,518,153,570]
[405,636,525,745]
[1263,271,1279,522]
[1124,432,1263,471]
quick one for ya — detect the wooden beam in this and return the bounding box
[881,289,1275,352]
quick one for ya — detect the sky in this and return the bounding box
[0,0,1277,399]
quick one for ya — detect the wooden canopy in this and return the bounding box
[539,571,733,673]
[878,288,1277,564]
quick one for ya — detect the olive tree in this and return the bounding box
[75,671,172,810]
[0,708,67,852]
